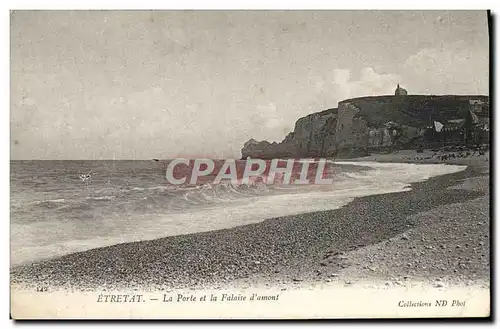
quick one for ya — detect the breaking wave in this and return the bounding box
[11,161,466,266]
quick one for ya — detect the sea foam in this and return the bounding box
[10,161,466,267]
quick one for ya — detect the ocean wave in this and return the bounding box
[86,196,116,201]
[11,161,468,266]
[35,198,66,204]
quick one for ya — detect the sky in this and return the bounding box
[10,10,489,159]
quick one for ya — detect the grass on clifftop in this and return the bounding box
[343,95,489,128]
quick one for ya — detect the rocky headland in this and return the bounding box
[241,95,489,159]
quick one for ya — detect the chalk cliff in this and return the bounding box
[241,95,489,159]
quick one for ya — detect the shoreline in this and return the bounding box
[10,155,490,292]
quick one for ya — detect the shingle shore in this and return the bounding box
[10,164,488,292]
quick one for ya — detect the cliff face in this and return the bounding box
[241,95,489,159]
[293,108,338,156]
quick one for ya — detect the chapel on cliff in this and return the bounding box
[395,83,408,96]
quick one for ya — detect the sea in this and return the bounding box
[10,160,467,267]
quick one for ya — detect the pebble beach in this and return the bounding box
[10,153,490,292]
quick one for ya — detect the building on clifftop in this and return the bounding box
[394,83,408,96]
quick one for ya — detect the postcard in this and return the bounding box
[10,10,491,319]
